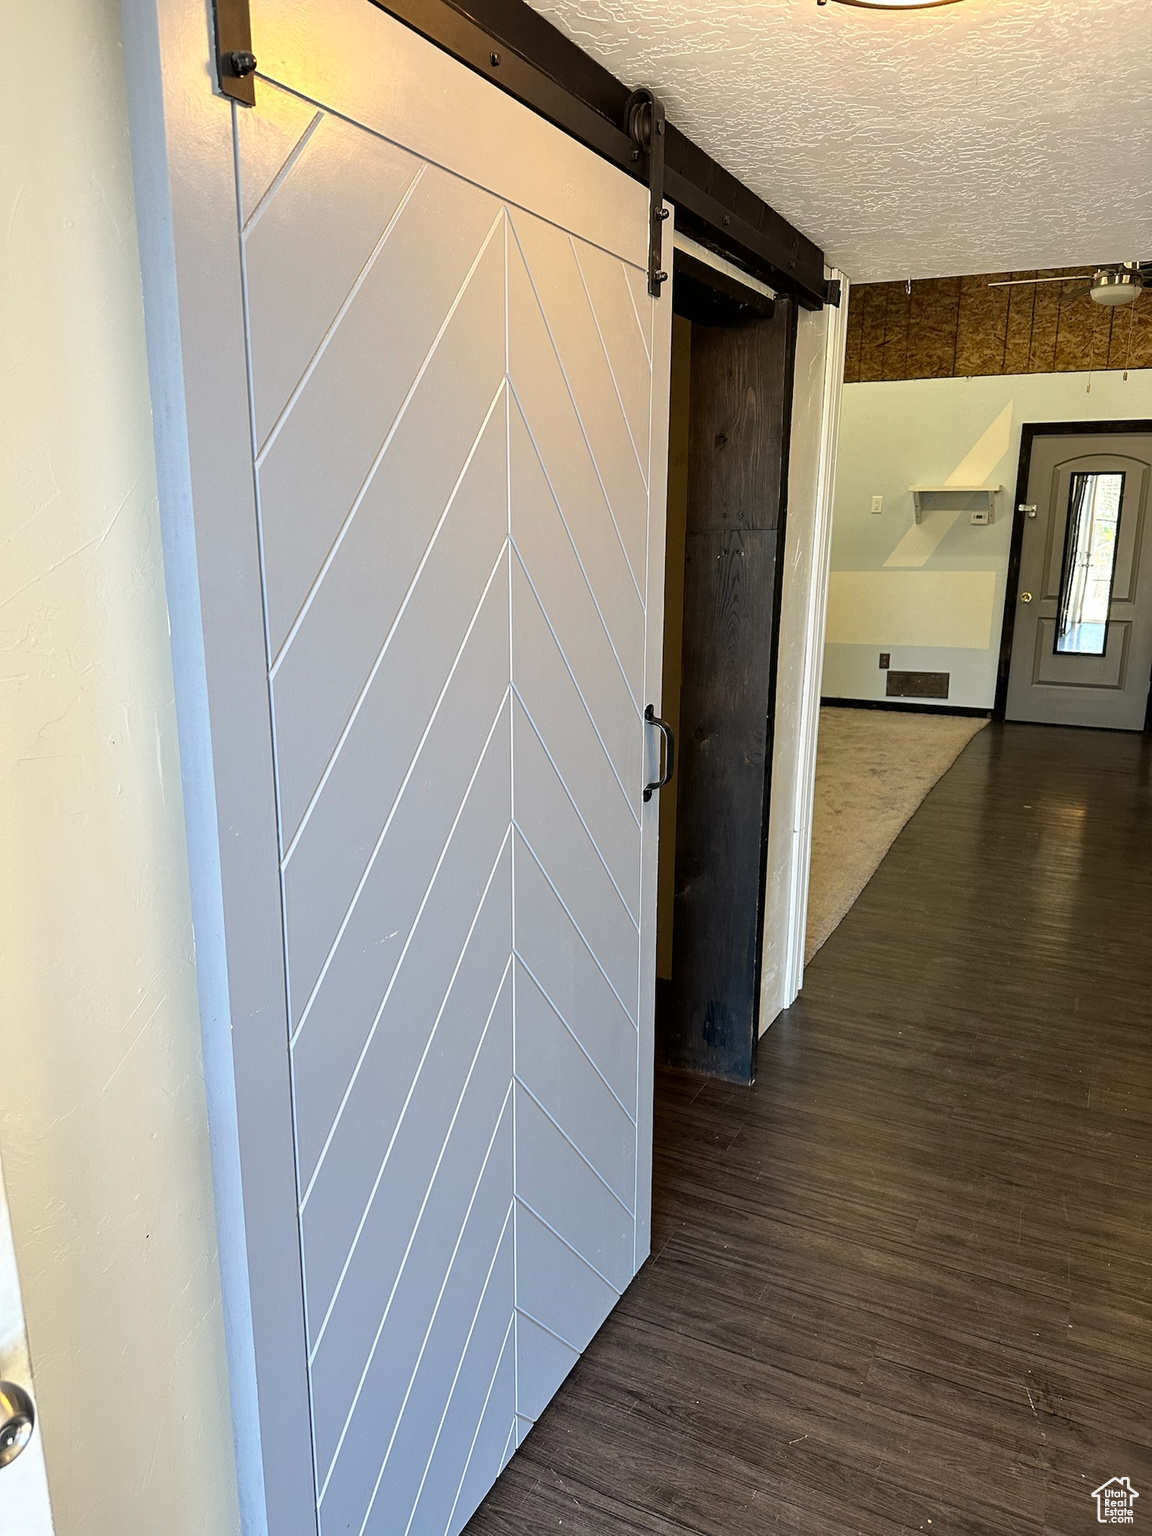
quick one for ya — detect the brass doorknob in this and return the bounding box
[0,1380,35,1468]
[1020,591,1033,603]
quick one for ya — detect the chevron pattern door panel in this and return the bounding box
[229,29,665,1530]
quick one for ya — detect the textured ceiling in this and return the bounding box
[526,0,1152,282]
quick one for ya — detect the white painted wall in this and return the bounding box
[0,5,240,1534]
[760,278,849,1028]
[823,370,1152,709]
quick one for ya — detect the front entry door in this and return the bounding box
[124,2,670,1532]
[1006,431,1152,729]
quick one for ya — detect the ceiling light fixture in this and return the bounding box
[1090,268,1144,306]
[988,264,1147,308]
[817,0,965,9]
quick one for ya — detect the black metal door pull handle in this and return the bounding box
[643,705,675,802]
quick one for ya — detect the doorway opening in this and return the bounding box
[997,421,1152,730]
[806,263,1152,964]
[654,238,797,1085]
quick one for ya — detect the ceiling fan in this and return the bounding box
[988,261,1150,307]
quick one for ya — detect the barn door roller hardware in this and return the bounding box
[367,0,828,307]
[626,90,669,297]
[212,0,257,107]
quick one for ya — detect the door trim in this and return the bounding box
[636,228,674,1259]
[763,281,850,1021]
[121,2,318,1529]
[993,419,1152,722]
[754,304,800,1057]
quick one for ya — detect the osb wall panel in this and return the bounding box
[844,268,1152,383]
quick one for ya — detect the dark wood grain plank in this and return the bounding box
[659,305,795,1082]
[664,529,777,1080]
[683,312,793,535]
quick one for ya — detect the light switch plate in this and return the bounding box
[970,507,992,525]
[871,495,883,515]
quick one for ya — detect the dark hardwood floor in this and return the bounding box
[466,723,1152,1536]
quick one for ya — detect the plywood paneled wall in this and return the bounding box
[844,269,1152,383]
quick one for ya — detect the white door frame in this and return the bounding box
[121,1,315,1525]
[760,273,849,1024]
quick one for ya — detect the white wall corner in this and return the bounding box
[1,2,243,1533]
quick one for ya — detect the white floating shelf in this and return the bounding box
[910,484,1002,523]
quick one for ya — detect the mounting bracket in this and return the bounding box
[625,89,669,297]
[212,0,258,107]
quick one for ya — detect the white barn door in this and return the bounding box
[123,2,670,1532]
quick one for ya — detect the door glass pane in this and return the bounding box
[1055,470,1125,655]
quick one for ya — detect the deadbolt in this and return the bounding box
[0,1380,34,1468]
[1020,592,1033,603]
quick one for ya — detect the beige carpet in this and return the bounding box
[805,707,988,961]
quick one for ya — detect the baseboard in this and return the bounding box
[820,696,993,720]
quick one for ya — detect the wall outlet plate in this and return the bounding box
[879,652,890,669]
[970,507,992,525]
[871,495,883,515]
